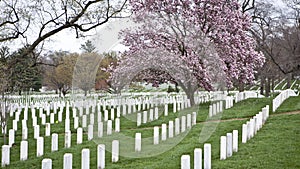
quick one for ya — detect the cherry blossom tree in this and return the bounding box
[111,0,265,105]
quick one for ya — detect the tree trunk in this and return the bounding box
[238,82,244,92]
[84,90,87,96]
[271,78,275,92]
[186,90,195,106]
[265,77,270,97]
[286,73,292,89]
[260,76,265,95]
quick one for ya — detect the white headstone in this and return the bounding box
[117,106,121,118]
[242,124,247,143]
[51,133,58,151]
[226,133,232,157]
[20,140,28,161]
[32,116,37,127]
[137,113,142,127]
[107,120,112,135]
[209,105,213,117]
[168,121,174,138]
[97,111,102,123]
[128,104,132,114]
[82,115,87,128]
[112,140,119,162]
[74,116,79,129]
[37,137,44,157]
[153,126,159,145]
[97,144,105,169]
[232,130,238,152]
[111,108,115,120]
[1,145,9,167]
[143,111,148,124]
[161,123,167,141]
[45,123,51,136]
[98,122,103,138]
[22,119,27,130]
[212,104,216,116]
[115,118,120,132]
[154,107,159,120]
[122,104,126,115]
[77,128,83,144]
[41,114,46,125]
[194,148,202,169]
[41,158,52,169]
[220,136,226,160]
[63,153,72,169]
[12,119,17,131]
[181,116,186,133]
[246,121,251,140]
[173,102,177,113]
[58,111,62,122]
[81,149,90,169]
[104,110,108,121]
[187,114,192,129]
[65,130,71,148]
[181,155,190,169]
[135,133,142,152]
[149,109,154,121]
[164,104,168,116]
[50,113,54,124]
[90,113,94,125]
[8,129,14,147]
[88,125,93,141]
[34,125,39,139]
[175,118,180,135]
[204,143,211,169]
[249,119,254,138]
[192,112,197,125]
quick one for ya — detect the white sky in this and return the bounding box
[42,18,133,54]
[44,0,286,54]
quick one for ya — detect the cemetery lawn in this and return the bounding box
[1,96,299,168]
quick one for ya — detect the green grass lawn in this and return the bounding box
[1,96,299,168]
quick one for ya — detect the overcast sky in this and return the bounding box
[46,0,286,54]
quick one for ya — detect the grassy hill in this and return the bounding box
[1,96,299,168]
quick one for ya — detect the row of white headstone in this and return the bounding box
[209,101,224,117]
[220,130,238,160]
[225,96,234,109]
[272,89,298,112]
[0,92,219,167]
[181,144,211,169]
[242,105,269,143]
[152,112,197,145]
[40,142,118,169]
[218,104,270,164]
[235,91,259,103]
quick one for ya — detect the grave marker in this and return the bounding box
[82,149,90,169]
[51,133,58,151]
[41,158,52,169]
[97,144,105,169]
[204,143,211,169]
[77,128,83,144]
[63,153,72,169]
[20,140,28,161]
[1,145,10,167]
[181,155,190,169]
[112,140,119,162]
[194,148,202,169]
[135,133,141,152]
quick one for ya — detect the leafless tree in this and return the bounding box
[0,0,129,59]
